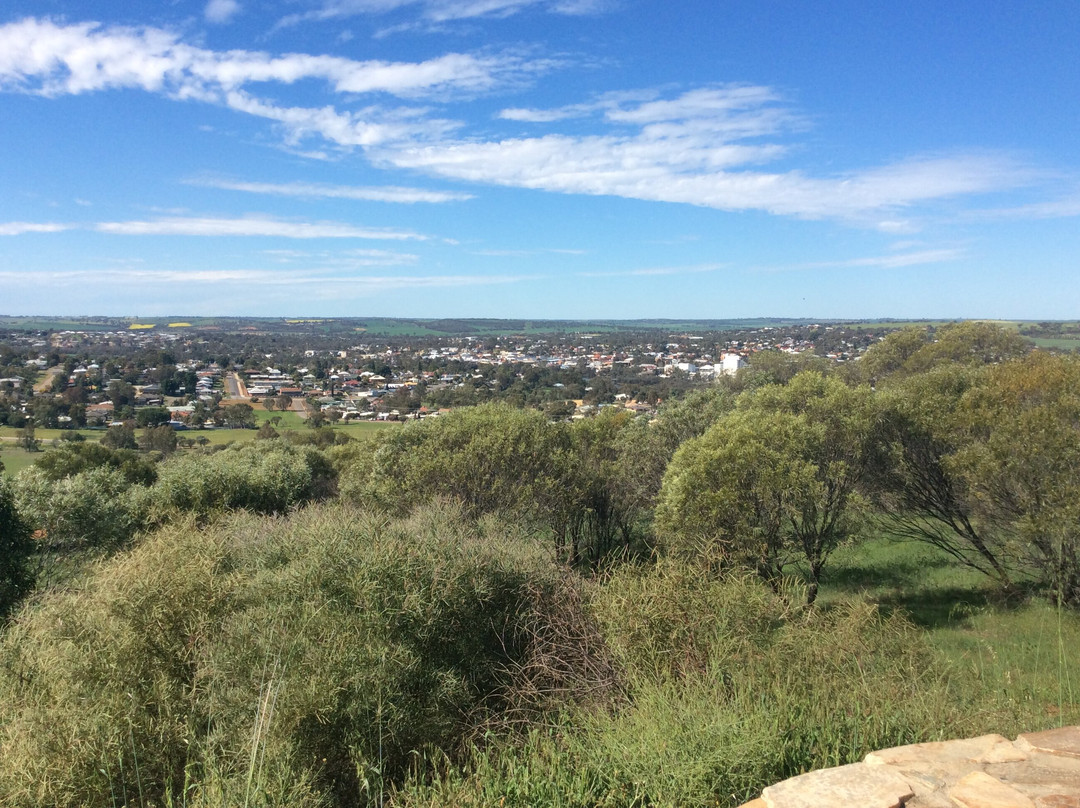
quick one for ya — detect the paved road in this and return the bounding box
[224,372,248,399]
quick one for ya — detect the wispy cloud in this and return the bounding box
[0,20,1044,224]
[573,251,959,279]
[0,18,546,147]
[965,193,1080,220]
[380,126,1030,222]
[577,262,727,278]
[277,0,611,29]
[0,267,539,293]
[0,221,72,235]
[391,87,1035,221]
[0,18,524,99]
[189,176,473,203]
[205,0,242,24]
[474,247,587,256]
[764,248,966,272]
[263,247,421,266]
[95,216,428,240]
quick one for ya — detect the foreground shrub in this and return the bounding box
[398,564,977,808]
[32,440,157,486]
[12,465,149,550]
[0,503,560,808]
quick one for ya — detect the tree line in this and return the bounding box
[2,321,1078,620]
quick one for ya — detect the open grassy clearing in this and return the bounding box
[820,535,1080,732]
[253,407,306,427]
[0,427,103,443]
[179,420,395,445]
[1,419,397,470]
[0,448,38,478]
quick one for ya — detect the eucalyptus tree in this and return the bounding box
[656,372,875,603]
[949,352,1080,604]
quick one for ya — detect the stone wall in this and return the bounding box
[740,726,1080,807]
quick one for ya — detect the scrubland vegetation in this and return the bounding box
[0,321,1078,807]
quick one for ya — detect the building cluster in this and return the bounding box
[0,323,881,429]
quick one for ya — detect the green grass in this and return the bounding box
[0,419,398,466]
[176,428,256,445]
[0,427,103,443]
[0,448,39,478]
[820,535,1080,732]
[820,536,991,626]
[254,408,305,428]
[176,418,396,447]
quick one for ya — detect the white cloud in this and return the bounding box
[263,247,420,266]
[474,247,587,256]
[0,221,71,235]
[0,18,518,97]
[205,0,242,24]
[379,131,1030,221]
[577,262,726,278]
[843,248,966,269]
[767,249,966,272]
[189,176,473,203]
[396,87,1033,221]
[0,17,560,148]
[0,267,538,293]
[95,216,428,240]
[279,0,610,27]
[965,194,1080,220]
[0,20,1043,224]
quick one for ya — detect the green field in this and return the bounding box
[0,448,40,478]
[254,408,305,428]
[0,427,103,444]
[181,419,396,445]
[0,418,397,473]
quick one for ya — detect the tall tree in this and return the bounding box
[950,352,1080,605]
[870,364,1012,584]
[656,372,875,603]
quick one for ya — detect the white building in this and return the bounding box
[721,353,747,375]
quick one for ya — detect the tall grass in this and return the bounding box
[1,508,1075,807]
[397,565,980,808]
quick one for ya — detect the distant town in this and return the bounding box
[0,318,898,430]
[0,317,1074,431]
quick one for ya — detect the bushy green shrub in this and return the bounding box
[33,440,158,486]
[356,404,568,522]
[148,440,334,523]
[0,476,33,617]
[12,465,148,549]
[0,503,559,808]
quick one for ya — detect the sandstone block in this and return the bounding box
[1018,728,1080,760]
[866,734,1028,769]
[762,762,913,808]
[948,771,1036,808]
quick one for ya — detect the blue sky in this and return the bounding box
[1,1,1078,319]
